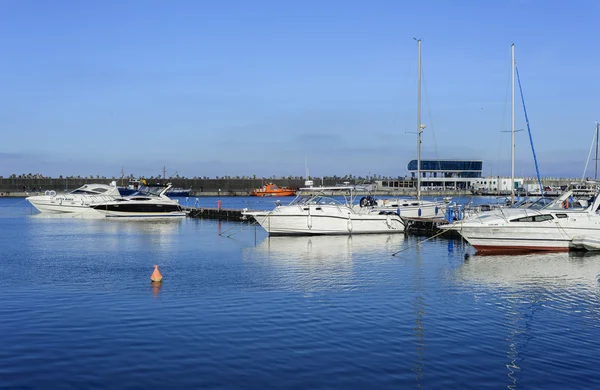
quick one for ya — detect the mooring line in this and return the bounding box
[226,219,260,238]
[218,215,263,237]
[392,229,448,256]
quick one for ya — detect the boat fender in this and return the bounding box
[386,215,392,228]
[396,207,401,216]
[418,208,422,217]
[435,206,439,215]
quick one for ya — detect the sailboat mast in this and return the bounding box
[594,122,600,180]
[417,39,422,200]
[511,43,515,204]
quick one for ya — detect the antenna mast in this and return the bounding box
[594,122,600,180]
[416,38,424,200]
[511,43,515,204]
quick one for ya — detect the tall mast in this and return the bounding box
[416,38,422,200]
[594,122,600,180]
[511,43,515,204]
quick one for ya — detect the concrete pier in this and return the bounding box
[184,207,249,221]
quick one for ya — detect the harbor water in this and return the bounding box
[2,197,600,389]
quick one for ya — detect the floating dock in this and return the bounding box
[184,206,248,221]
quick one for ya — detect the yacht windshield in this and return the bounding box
[135,185,166,196]
[514,197,552,210]
[290,194,344,206]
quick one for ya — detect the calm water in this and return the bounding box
[2,197,600,389]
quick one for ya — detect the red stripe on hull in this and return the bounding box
[473,245,570,254]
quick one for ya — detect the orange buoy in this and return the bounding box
[150,265,163,283]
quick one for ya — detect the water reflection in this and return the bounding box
[245,234,405,292]
[151,281,162,298]
[251,234,405,264]
[458,251,600,388]
[458,251,600,290]
[412,244,425,389]
[30,209,105,219]
[27,216,184,251]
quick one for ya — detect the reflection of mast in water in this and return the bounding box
[504,289,538,389]
[412,236,426,388]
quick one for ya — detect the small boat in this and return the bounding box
[165,187,192,197]
[118,179,144,196]
[252,183,296,197]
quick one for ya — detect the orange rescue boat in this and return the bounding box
[252,183,297,197]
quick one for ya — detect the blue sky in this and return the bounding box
[1,0,599,179]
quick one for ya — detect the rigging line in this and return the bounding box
[420,67,440,167]
[515,66,544,197]
[582,126,596,180]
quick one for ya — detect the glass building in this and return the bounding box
[407,159,483,189]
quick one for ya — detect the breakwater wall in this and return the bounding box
[0,176,582,197]
[0,177,330,196]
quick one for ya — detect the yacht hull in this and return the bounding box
[92,204,186,218]
[27,195,120,214]
[451,224,598,253]
[247,208,404,235]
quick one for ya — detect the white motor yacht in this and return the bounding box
[441,188,600,253]
[243,185,405,236]
[91,183,187,218]
[26,182,121,214]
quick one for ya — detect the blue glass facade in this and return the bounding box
[407,160,482,178]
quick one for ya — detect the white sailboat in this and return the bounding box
[441,44,600,252]
[369,39,448,221]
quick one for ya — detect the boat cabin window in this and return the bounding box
[555,213,568,218]
[510,214,554,223]
[71,188,107,194]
